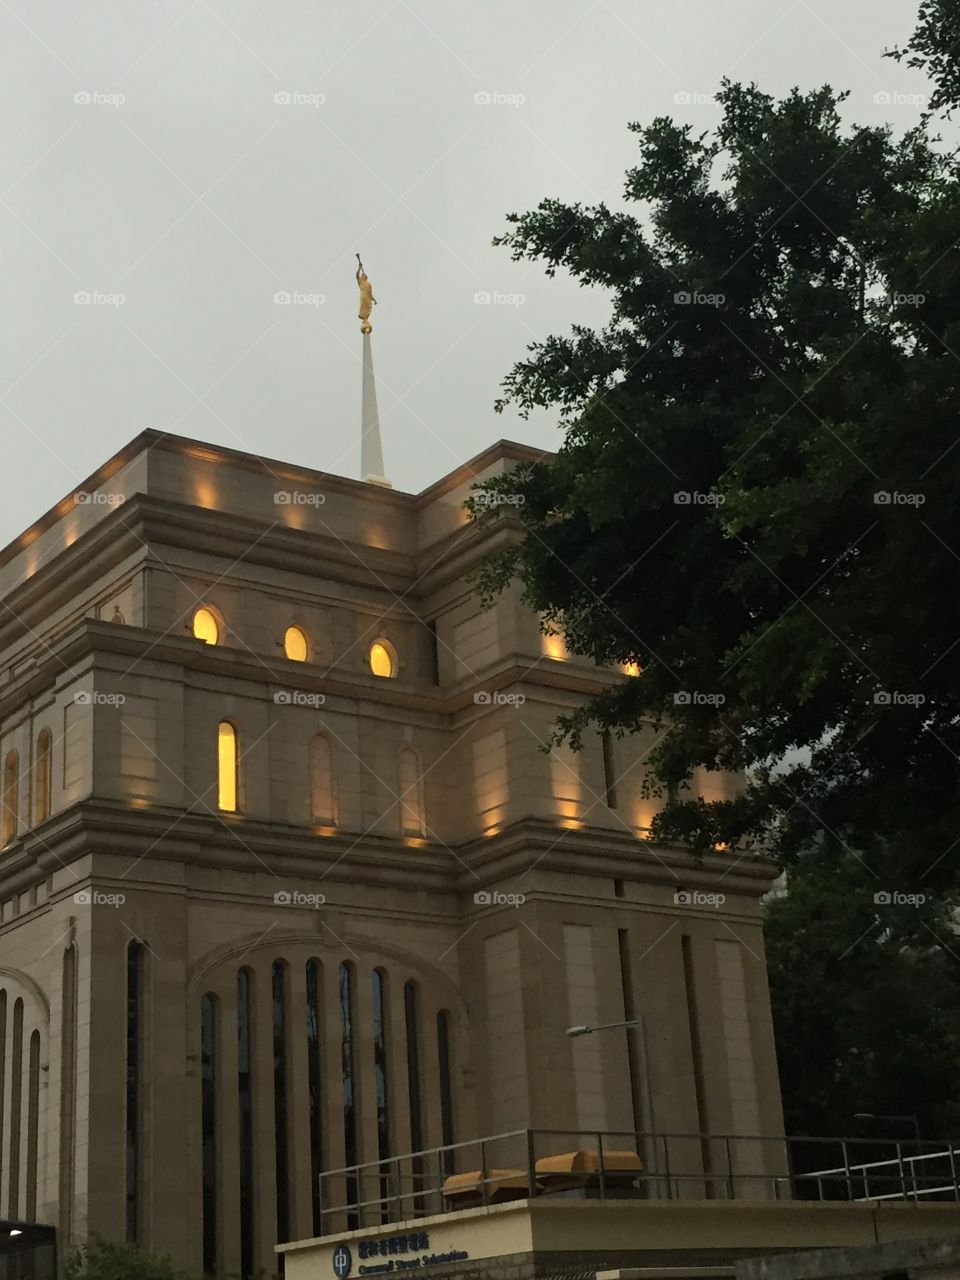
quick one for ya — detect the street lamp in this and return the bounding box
[566,1019,642,1037]
[854,1112,921,1143]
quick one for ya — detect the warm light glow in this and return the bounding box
[284,625,308,662]
[543,633,566,661]
[193,607,220,646]
[623,661,641,677]
[194,481,218,510]
[218,722,238,812]
[370,640,397,678]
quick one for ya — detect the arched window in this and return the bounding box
[2,751,20,846]
[305,960,323,1235]
[237,969,255,1279]
[26,1029,40,1221]
[200,993,218,1275]
[404,982,424,1210]
[8,998,23,1216]
[437,1011,455,1161]
[126,942,144,1242]
[217,722,238,813]
[193,607,221,646]
[34,730,52,826]
[369,639,397,679]
[272,960,291,1244]
[398,748,425,838]
[284,626,308,662]
[372,969,391,1217]
[339,963,359,1229]
[310,734,337,826]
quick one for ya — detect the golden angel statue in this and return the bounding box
[356,254,377,333]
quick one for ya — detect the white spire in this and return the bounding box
[361,331,391,487]
[356,254,391,488]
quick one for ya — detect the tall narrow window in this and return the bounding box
[34,730,53,825]
[398,748,425,838]
[126,941,143,1242]
[601,731,618,809]
[201,994,218,1274]
[437,1012,455,1171]
[339,963,359,1228]
[372,969,391,1219]
[237,969,255,1279]
[404,982,424,1208]
[0,990,6,1193]
[27,1030,40,1220]
[9,998,23,1217]
[217,722,238,813]
[306,960,323,1236]
[2,750,19,846]
[272,960,290,1244]
[60,949,77,1241]
[310,734,337,826]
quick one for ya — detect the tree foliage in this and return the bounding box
[473,78,960,894]
[890,0,960,115]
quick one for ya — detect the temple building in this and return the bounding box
[0,423,783,1273]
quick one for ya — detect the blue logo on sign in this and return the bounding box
[333,1244,352,1279]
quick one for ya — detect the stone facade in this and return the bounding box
[0,430,782,1274]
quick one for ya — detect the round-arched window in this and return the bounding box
[193,607,221,646]
[284,626,308,662]
[369,639,397,679]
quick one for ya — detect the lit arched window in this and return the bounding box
[2,751,20,846]
[398,748,425,838]
[34,730,52,826]
[310,734,337,826]
[193,607,221,646]
[284,626,308,662]
[217,722,238,813]
[369,639,397,679]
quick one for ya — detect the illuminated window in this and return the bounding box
[284,626,308,662]
[193,608,221,646]
[623,661,641,678]
[369,640,397,679]
[34,730,52,825]
[217,722,238,812]
[310,734,337,826]
[2,751,19,846]
[398,748,425,837]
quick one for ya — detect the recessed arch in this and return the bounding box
[2,750,20,846]
[34,729,53,826]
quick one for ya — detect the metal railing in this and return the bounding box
[316,1128,960,1233]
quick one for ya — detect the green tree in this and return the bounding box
[64,1238,195,1280]
[890,0,960,115]
[473,77,960,898]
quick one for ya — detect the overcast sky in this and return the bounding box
[0,0,935,544]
